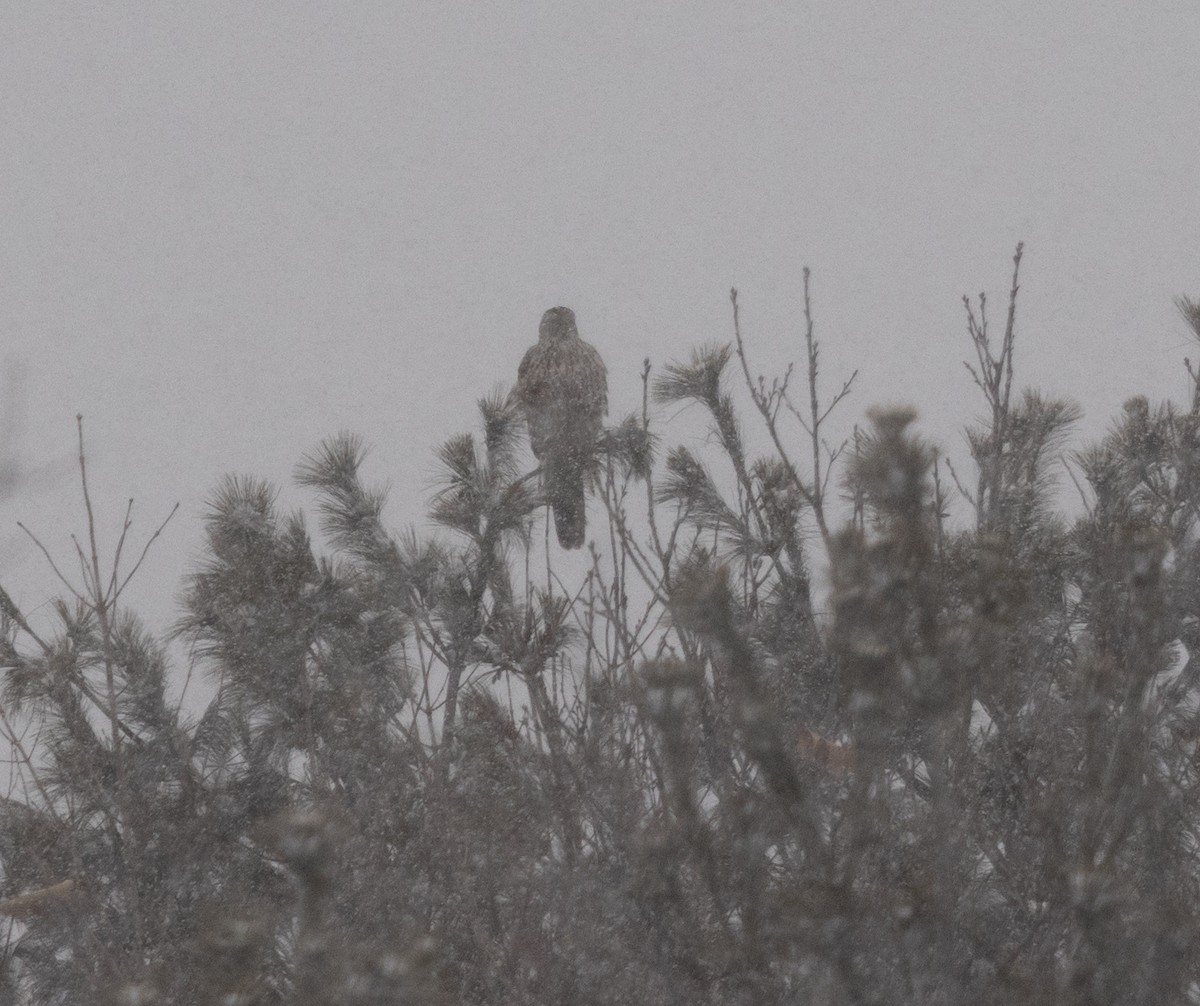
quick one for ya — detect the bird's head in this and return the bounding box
[539,306,577,341]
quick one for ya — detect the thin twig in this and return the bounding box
[15,524,87,605]
[942,456,977,508]
[730,288,830,545]
[0,701,61,820]
[1062,457,1093,514]
[105,499,135,605]
[112,502,179,602]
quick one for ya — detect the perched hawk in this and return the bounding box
[515,307,608,549]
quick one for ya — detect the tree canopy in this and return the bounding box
[3,256,1200,1005]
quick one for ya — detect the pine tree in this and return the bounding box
[3,260,1200,1003]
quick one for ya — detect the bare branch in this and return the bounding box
[942,456,976,507]
[112,502,180,602]
[15,523,86,605]
[105,498,135,604]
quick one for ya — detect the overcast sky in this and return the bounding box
[2,2,1198,641]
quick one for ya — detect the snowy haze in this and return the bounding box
[2,2,1198,647]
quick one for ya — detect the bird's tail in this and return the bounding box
[545,461,586,550]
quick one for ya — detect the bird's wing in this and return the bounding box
[515,343,543,403]
[516,342,555,459]
[576,340,608,420]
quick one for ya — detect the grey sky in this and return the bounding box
[2,2,1198,641]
